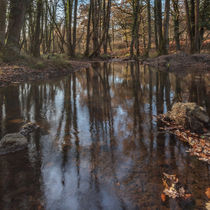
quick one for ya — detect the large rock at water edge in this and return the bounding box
[166,102,209,132]
[0,133,28,155]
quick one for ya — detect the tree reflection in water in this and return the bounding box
[0,62,209,210]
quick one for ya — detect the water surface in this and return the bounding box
[0,62,210,210]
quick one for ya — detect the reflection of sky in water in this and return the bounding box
[0,63,210,210]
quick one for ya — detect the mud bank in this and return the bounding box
[144,53,210,72]
[0,60,90,87]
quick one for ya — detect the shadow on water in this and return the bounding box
[0,62,209,210]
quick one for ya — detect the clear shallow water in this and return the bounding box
[0,62,209,210]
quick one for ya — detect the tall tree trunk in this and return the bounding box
[147,0,151,55]
[91,0,100,57]
[184,0,194,53]
[130,0,140,58]
[154,0,159,50]
[32,0,43,57]
[194,0,200,52]
[84,0,92,56]
[72,0,78,56]
[156,0,165,54]
[67,0,73,56]
[103,0,111,54]
[5,0,29,57]
[172,0,180,51]
[163,0,170,53]
[0,0,7,50]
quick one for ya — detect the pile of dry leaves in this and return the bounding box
[156,114,210,164]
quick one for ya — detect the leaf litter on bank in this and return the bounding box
[155,114,210,164]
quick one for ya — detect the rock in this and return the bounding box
[0,133,28,155]
[166,103,209,132]
[20,122,39,136]
[0,122,39,155]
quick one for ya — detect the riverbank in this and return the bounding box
[143,53,210,72]
[0,56,90,87]
[0,53,210,87]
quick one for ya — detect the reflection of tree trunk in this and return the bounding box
[72,73,80,188]
[4,87,21,133]
[164,73,171,111]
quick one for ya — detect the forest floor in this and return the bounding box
[142,53,210,72]
[0,53,209,87]
[0,56,90,87]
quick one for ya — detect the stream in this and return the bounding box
[0,62,209,210]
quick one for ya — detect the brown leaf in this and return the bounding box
[161,193,166,202]
[184,193,192,199]
[205,188,210,199]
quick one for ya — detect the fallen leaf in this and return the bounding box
[205,188,210,199]
[184,193,192,199]
[161,193,166,202]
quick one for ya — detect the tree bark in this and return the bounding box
[172,0,180,51]
[156,0,165,54]
[5,0,29,56]
[0,0,7,50]
[184,0,194,53]
[32,0,43,57]
[84,1,92,56]
[163,0,170,53]
[72,0,78,56]
[147,0,151,54]
[154,0,159,50]
[194,0,200,52]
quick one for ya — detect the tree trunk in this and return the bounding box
[5,0,29,57]
[72,0,78,56]
[32,0,43,57]
[184,0,194,53]
[84,0,92,56]
[154,0,159,50]
[194,0,200,52]
[91,0,100,57]
[156,0,165,54]
[172,0,180,51]
[103,0,111,54]
[163,0,170,53]
[130,0,140,58]
[147,0,151,54]
[67,0,73,56]
[0,0,7,50]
